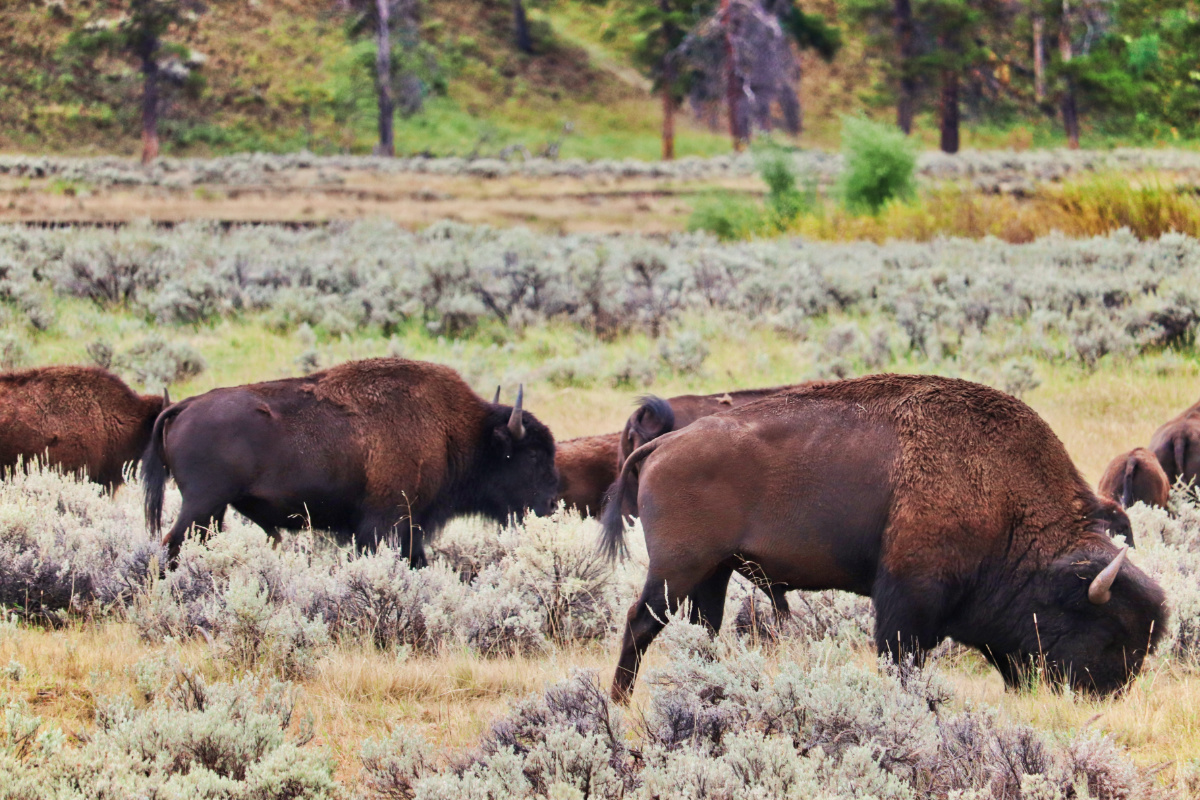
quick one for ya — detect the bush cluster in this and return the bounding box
[361,623,1165,799]
[4,224,1200,376]
[2,149,1199,192]
[3,469,1200,796]
[0,657,339,799]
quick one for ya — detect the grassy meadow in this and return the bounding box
[0,169,1199,796]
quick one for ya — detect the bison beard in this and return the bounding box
[143,358,558,567]
[600,374,1167,701]
[0,365,165,490]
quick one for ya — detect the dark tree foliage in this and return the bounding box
[64,0,210,164]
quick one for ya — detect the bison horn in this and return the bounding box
[492,386,501,404]
[508,384,525,440]
[163,387,171,406]
[1088,546,1128,605]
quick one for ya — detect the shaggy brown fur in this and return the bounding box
[601,374,1166,700]
[1150,400,1200,490]
[1098,448,1170,510]
[555,432,621,516]
[617,383,823,469]
[144,358,558,566]
[0,366,164,490]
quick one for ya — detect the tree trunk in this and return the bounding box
[374,0,395,157]
[140,44,160,165]
[661,85,676,160]
[939,67,960,153]
[722,0,748,149]
[512,0,533,54]
[1032,2,1046,102]
[1058,0,1079,148]
[892,0,916,134]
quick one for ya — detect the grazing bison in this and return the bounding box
[1150,401,1200,490]
[555,432,621,516]
[617,384,820,469]
[601,374,1166,701]
[144,358,558,567]
[0,366,165,490]
[1098,448,1170,511]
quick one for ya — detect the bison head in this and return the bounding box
[988,545,1166,695]
[476,386,559,523]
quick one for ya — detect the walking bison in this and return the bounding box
[1150,400,1200,490]
[1098,448,1170,510]
[144,358,558,566]
[617,384,820,469]
[601,374,1166,701]
[0,366,165,490]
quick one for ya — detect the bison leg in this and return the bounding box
[613,565,712,703]
[163,501,227,567]
[871,573,946,668]
[688,565,733,634]
[354,515,427,568]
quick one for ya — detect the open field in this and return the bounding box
[4,151,1200,237]
[1,218,1199,795]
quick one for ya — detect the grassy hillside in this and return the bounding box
[2,0,1192,161]
[0,0,742,159]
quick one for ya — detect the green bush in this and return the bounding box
[839,117,917,214]
[755,144,815,230]
[687,192,764,241]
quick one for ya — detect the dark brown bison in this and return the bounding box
[1098,448,1170,511]
[0,365,165,490]
[617,384,821,469]
[601,374,1166,701]
[555,432,621,516]
[1150,400,1200,490]
[144,358,558,567]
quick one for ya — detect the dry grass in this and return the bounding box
[784,175,1200,244]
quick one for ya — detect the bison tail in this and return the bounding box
[598,438,659,562]
[1121,455,1137,509]
[631,395,676,442]
[142,402,183,536]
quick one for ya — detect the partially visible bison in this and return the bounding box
[617,384,820,469]
[144,358,559,567]
[555,433,620,516]
[601,374,1166,701]
[1150,400,1200,490]
[1098,448,1170,510]
[0,366,165,490]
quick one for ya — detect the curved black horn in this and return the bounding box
[508,384,525,440]
[492,386,501,404]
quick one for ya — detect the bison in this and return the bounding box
[555,432,621,516]
[557,385,820,518]
[1150,400,1200,490]
[617,384,820,469]
[600,374,1166,701]
[1098,448,1170,510]
[144,358,558,567]
[0,365,165,490]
